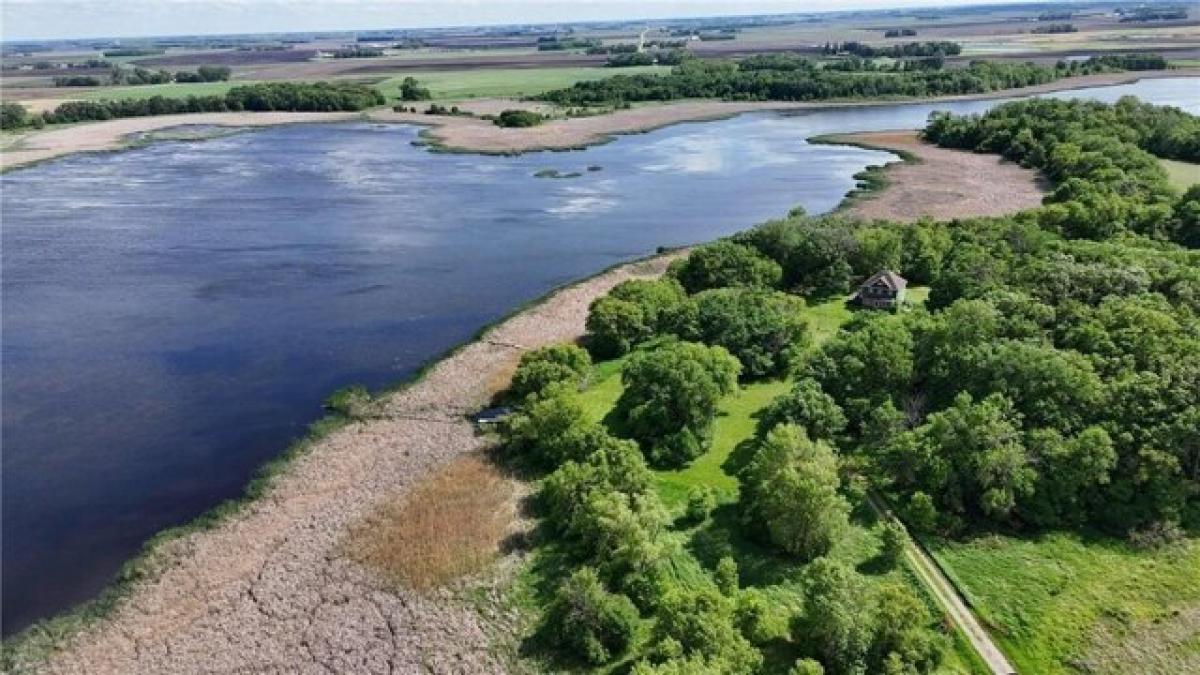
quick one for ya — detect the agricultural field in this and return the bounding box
[80,81,248,101]
[929,533,1200,674]
[1161,157,1200,190]
[376,65,668,101]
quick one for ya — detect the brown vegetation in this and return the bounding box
[347,455,517,590]
[829,130,1048,222]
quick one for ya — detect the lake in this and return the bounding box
[3,77,1197,634]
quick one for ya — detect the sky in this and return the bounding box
[2,0,1022,42]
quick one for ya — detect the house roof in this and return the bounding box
[861,270,908,291]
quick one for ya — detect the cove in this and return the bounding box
[3,78,1198,634]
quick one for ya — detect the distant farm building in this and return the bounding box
[856,270,907,309]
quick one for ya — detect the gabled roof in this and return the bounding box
[861,270,908,291]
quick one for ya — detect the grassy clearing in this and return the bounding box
[81,81,249,101]
[346,454,516,590]
[1160,158,1200,192]
[376,66,669,101]
[929,532,1200,674]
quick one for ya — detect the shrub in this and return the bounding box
[508,343,591,400]
[1,102,29,130]
[545,567,640,665]
[323,385,373,419]
[904,491,938,534]
[789,658,825,675]
[879,518,907,568]
[398,76,431,101]
[670,241,782,293]
[685,485,718,523]
[615,340,741,466]
[714,555,738,595]
[495,109,544,127]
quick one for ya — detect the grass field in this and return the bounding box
[930,533,1200,674]
[376,66,668,101]
[1161,158,1200,191]
[82,81,248,101]
[551,288,987,673]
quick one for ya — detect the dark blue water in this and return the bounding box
[3,78,1197,634]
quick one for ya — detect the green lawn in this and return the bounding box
[1160,158,1200,192]
[376,66,668,102]
[930,532,1200,674]
[82,81,249,101]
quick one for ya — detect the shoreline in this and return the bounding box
[815,130,1049,222]
[5,250,685,673]
[3,69,1196,172]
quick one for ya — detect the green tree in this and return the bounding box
[680,288,809,380]
[544,567,640,665]
[616,340,741,466]
[398,76,432,101]
[508,343,592,400]
[796,558,875,675]
[878,518,907,568]
[671,241,782,293]
[650,585,763,673]
[586,296,646,358]
[740,424,849,560]
[714,556,738,596]
[758,378,848,442]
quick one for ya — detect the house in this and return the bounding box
[856,270,907,309]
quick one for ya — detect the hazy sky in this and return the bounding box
[2,0,1018,41]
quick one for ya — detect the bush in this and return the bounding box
[494,109,544,127]
[508,343,591,400]
[545,567,640,665]
[789,658,825,675]
[714,556,738,595]
[879,518,907,568]
[398,76,431,101]
[740,424,849,560]
[685,485,718,523]
[502,388,589,467]
[670,241,782,294]
[323,385,373,419]
[1,102,29,130]
[615,340,740,466]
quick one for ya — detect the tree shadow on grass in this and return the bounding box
[687,503,802,588]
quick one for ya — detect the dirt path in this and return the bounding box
[867,494,1017,675]
[825,130,1048,222]
[12,254,681,675]
[3,70,1194,171]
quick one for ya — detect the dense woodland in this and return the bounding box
[537,56,1130,106]
[498,96,1199,673]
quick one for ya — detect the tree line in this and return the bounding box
[3,82,384,129]
[536,56,1122,106]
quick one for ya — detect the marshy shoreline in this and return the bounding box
[4,250,684,674]
[2,69,1195,172]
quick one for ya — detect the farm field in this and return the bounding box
[929,533,1200,674]
[376,65,669,101]
[81,81,249,101]
[1161,157,1200,190]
